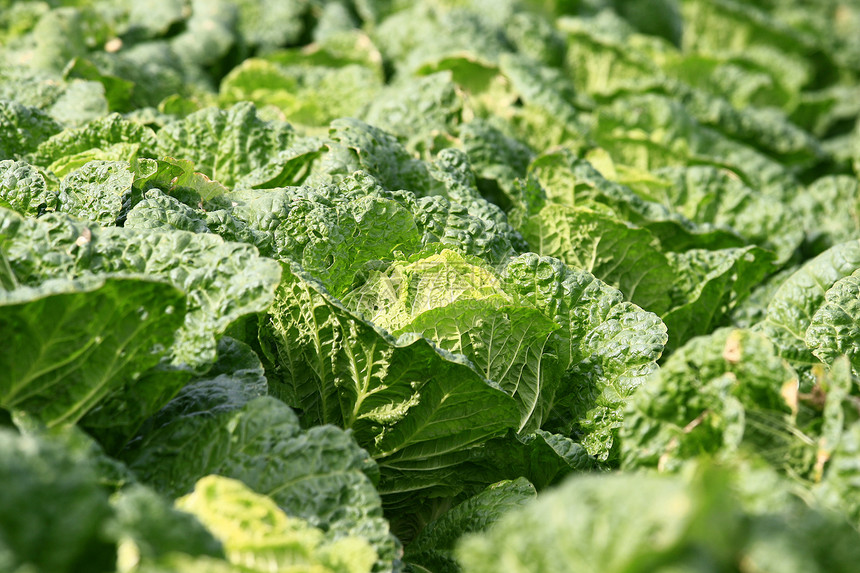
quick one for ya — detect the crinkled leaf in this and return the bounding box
[0,274,185,428]
[342,249,506,333]
[502,253,667,460]
[123,395,399,570]
[155,102,296,188]
[594,93,793,190]
[314,118,431,195]
[62,57,135,113]
[620,328,797,472]
[360,72,464,156]
[526,151,746,252]
[662,246,776,351]
[30,113,157,168]
[654,165,802,263]
[47,142,141,181]
[456,469,742,573]
[0,159,50,216]
[55,160,136,226]
[401,300,561,434]
[759,241,860,366]
[519,202,674,314]
[793,176,860,251]
[405,478,536,573]
[106,484,225,566]
[457,118,533,204]
[457,463,860,573]
[344,251,563,434]
[133,156,232,210]
[0,210,282,372]
[260,262,520,492]
[806,270,860,373]
[124,188,212,234]
[220,58,383,129]
[0,100,61,160]
[176,475,377,573]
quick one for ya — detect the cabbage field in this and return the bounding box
[3,0,860,571]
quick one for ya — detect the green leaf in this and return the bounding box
[123,394,399,570]
[560,16,661,98]
[106,484,225,567]
[132,156,232,210]
[277,177,423,297]
[680,0,822,79]
[63,57,135,113]
[0,275,186,428]
[594,93,793,190]
[55,160,136,226]
[759,241,860,366]
[405,478,536,573]
[519,202,675,314]
[0,428,115,573]
[220,58,383,129]
[620,328,797,472]
[30,113,157,169]
[260,262,520,492]
[403,298,561,434]
[155,102,297,188]
[0,100,61,160]
[342,249,507,333]
[526,151,747,251]
[793,176,860,251]
[1,210,282,372]
[43,79,109,128]
[231,0,314,49]
[474,429,599,489]
[456,462,860,573]
[314,117,432,195]
[503,253,667,460]
[124,188,212,234]
[806,270,860,374]
[456,468,743,573]
[0,159,50,216]
[176,475,378,573]
[653,165,802,263]
[457,118,533,205]
[662,246,776,351]
[360,72,464,156]
[815,398,860,528]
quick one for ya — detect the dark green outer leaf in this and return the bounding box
[55,160,135,226]
[0,428,115,573]
[0,275,186,428]
[473,429,598,490]
[405,478,536,573]
[123,394,399,571]
[0,209,282,371]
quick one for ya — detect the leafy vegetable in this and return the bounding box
[2,0,860,570]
